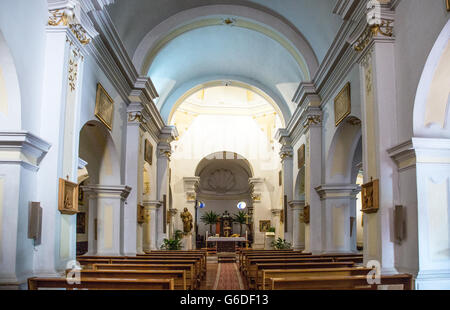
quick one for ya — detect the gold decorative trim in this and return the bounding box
[303,115,322,129]
[48,9,91,46]
[354,20,393,52]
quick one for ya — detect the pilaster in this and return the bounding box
[289,200,306,251]
[315,184,360,253]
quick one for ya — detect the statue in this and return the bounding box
[180,207,193,234]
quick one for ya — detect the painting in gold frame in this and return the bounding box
[95,83,114,131]
[361,178,379,214]
[259,220,271,233]
[137,204,145,224]
[334,82,351,127]
[144,139,153,165]
[447,0,450,11]
[58,178,79,215]
[298,144,305,169]
[303,205,310,224]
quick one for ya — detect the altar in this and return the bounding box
[207,237,246,253]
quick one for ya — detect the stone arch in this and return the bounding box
[133,4,319,80]
[195,151,254,179]
[0,30,21,130]
[78,120,121,185]
[414,19,450,138]
[293,166,306,201]
[325,118,362,184]
[165,78,288,127]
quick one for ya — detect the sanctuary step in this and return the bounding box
[218,253,237,263]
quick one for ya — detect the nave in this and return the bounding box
[27,249,413,291]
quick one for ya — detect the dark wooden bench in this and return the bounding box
[28,277,174,290]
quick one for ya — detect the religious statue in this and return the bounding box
[180,207,193,234]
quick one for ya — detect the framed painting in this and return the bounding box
[447,0,450,11]
[95,83,114,131]
[137,205,145,224]
[259,220,271,233]
[361,178,379,214]
[144,139,153,165]
[77,212,86,234]
[303,205,310,224]
[58,178,79,215]
[279,170,282,186]
[334,82,351,127]
[298,144,305,169]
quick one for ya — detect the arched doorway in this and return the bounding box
[76,120,121,255]
[195,151,254,247]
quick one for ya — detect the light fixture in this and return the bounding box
[237,201,247,210]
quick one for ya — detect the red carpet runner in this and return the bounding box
[213,263,245,290]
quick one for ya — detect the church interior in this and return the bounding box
[0,0,449,291]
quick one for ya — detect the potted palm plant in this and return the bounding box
[200,211,219,234]
[160,230,183,250]
[232,211,247,236]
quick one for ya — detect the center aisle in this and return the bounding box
[200,256,246,290]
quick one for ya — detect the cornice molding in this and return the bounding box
[315,184,361,200]
[0,131,51,171]
[81,184,131,200]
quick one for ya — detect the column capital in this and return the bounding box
[81,184,131,200]
[350,2,395,53]
[289,199,306,210]
[142,200,161,210]
[157,126,179,160]
[302,107,323,131]
[271,209,283,216]
[0,131,51,172]
[314,184,360,200]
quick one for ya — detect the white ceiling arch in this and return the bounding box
[163,77,289,127]
[132,4,320,79]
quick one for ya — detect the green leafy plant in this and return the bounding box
[268,227,276,233]
[200,211,220,234]
[233,211,248,236]
[160,230,183,250]
[271,237,292,250]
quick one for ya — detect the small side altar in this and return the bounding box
[207,237,246,253]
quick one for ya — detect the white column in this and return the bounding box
[123,105,144,256]
[276,130,294,244]
[35,11,92,274]
[0,133,50,287]
[315,185,360,253]
[304,109,323,255]
[353,11,398,274]
[82,185,131,256]
[142,201,161,251]
[156,126,178,247]
[390,139,450,289]
[289,200,306,251]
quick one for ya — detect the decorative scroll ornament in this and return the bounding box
[354,20,393,52]
[280,147,294,161]
[69,24,91,45]
[303,115,322,129]
[128,111,143,123]
[48,5,91,46]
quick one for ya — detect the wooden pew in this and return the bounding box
[109,259,201,288]
[74,269,187,290]
[240,251,312,270]
[77,253,206,279]
[77,257,201,288]
[137,253,206,278]
[254,261,357,289]
[244,255,333,276]
[260,267,373,290]
[334,256,363,264]
[28,277,174,290]
[245,257,335,288]
[92,264,196,290]
[267,274,414,290]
